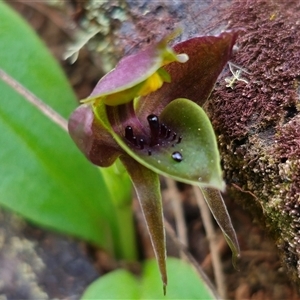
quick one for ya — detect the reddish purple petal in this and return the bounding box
[68,104,122,167]
[89,47,162,98]
[136,31,239,119]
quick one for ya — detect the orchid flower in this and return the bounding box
[68,31,240,293]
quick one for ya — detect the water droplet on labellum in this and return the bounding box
[172,151,183,162]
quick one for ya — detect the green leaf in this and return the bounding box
[101,161,137,260]
[82,269,140,300]
[82,257,218,299]
[0,2,134,259]
[141,258,217,299]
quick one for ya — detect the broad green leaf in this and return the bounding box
[81,269,141,300]
[82,257,218,299]
[0,2,134,259]
[141,258,217,299]
[82,269,140,299]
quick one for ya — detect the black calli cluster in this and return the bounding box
[124,114,183,161]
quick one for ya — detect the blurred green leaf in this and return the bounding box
[0,2,134,259]
[82,269,140,300]
[82,257,217,299]
[101,162,137,259]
